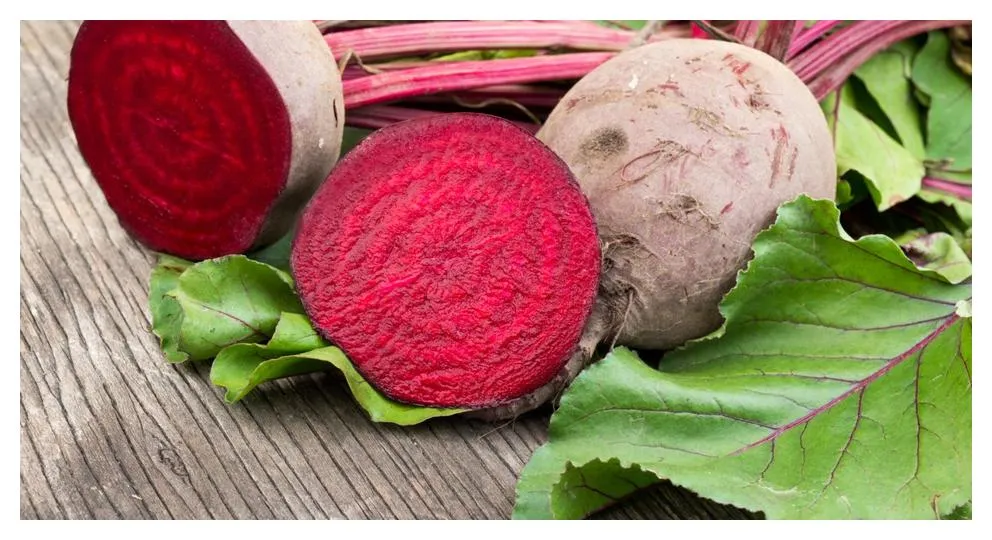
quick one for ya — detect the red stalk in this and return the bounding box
[790,20,904,82]
[409,85,566,109]
[754,20,799,61]
[331,19,967,138]
[733,20,761,46]
[801,20,968,99]
[922,177,972,201]
[325,21,689,61]
[787,20,841,59]
[341,62,439,80]
[342,52,614,109]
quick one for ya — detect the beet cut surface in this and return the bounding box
[291,113,601,409]
[68,21,291,260]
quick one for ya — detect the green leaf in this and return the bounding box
[210,312,334,402]
[341,126,373,156]
[907,195,973,255]
[898,232,972,284]
[916,189,973,230]
[835,179,854,206]
[211,313,466,425]
[912,31,972,172]
[149,255,193,363]
[854,42,925,159]
[943,501,971,520]
[595,20,648,30]
[247,232,294,271]
[167,256,304,361]
[835,170,874,210]
[148,251,459,425]
[513,196,971,520]
[823,87,925,211]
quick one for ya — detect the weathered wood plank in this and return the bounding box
[19,20,755,520]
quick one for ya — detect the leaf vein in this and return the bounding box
[730,314,958,456]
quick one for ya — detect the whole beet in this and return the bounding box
[539,39,836,350]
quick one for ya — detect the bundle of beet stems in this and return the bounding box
[320,19,969,201]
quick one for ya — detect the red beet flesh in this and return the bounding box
[67,21,291,260]
[291,114,601,409]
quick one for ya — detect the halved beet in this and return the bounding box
[67,21,344,260]
[291,113,601,410]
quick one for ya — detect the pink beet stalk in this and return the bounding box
[410,85,567,109]
[922,177,972,201]
[342,52,613,109]
[754,20,800,60]
[325,21,689,61]
[801,20,968,99]
[790,20,904,82]
[345,105,439,130]
[733,20,761,46]
[787,20,841,59]
[330,19,966,127]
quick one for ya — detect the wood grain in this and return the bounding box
[19,20,757,520]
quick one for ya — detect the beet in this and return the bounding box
[67,20,344,260]
[291,113,601,410]
[538,39,837,350]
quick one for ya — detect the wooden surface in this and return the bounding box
[19,20,757,520]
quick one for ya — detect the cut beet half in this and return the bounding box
[291,113,601,409]
[67,20,345,260]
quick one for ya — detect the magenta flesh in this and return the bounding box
[67,21,291,260]
[291,113,601,409]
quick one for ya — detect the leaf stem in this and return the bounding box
[786,20,841,59]
[792,20,967,99]
[325,21,689,61]
[731,313,961,456]
[407,84,566,108]
[690,20,741,43]
[754,20,800,61]
[922,177,972,201]
[790,20,904,82]
[342,53,613,109]
[732,20,761,47]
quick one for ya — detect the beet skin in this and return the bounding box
[291,113,601,409]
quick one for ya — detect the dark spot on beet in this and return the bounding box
[747,91,769,112]
[291,113,601,409]
[580,126,628,159]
